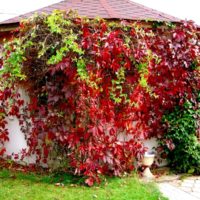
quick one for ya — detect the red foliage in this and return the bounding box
[0,81,23,156]
[0,17,199,185]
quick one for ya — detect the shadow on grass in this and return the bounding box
[0,167,134,188]
[0,168,86,185]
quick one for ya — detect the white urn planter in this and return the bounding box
[142,152,155,179]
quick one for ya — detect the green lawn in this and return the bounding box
[0,169,167,200]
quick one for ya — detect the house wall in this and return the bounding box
[5,118,167,166]
[1,23,169,167]
[3,89,167,166]
[4,89,36,164]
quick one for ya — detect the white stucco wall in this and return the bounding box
[143,138,158,152]
[5,116,28,157]
[3,89,167,166]
[3,88,36,164]
[4,120,167,166]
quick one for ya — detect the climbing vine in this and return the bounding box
[158,97,200,174]
[0,11,199,185]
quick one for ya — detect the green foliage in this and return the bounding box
[76,58,87,80]
[110,67,129,104]
[45,10,71,34]
[137,62,148,88]
[47,33,84,65]
[137,50,157,98]
[159,100,200,174]
[45,11,84,65]
[1,39,26,82]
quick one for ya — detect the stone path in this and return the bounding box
[158,176,200,200]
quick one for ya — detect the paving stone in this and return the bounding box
[194,183,200,188]
[159,183,200,200]
[191,192,200,199]
[183,179,195,184]
[180,186,192,192]
[181,181,194,187]
[195,180,200,184]
[158,175,200,200]
[156,175,180,183]
[192,187,200,192]
[187,177,199,181]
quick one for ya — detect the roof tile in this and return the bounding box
[0,0,180,25]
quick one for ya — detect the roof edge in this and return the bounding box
[0,0,181,26]
[126,0,181,22]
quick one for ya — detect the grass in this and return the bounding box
[0,169,167,200]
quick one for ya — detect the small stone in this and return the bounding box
[55,183,64,187]
[180,186,192,192]
[181,181,194,187]
[55,183,61,186]
[194,183,200,188]
[70,184,77,187]
[191,192,200,198]
[192,187,200,192]
[183,179,195,184]
[195,180,200,184]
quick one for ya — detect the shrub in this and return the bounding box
[158,98,200,174]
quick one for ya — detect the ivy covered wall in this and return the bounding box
[0,11,199,185]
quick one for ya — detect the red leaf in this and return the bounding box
[85,177,94,187]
